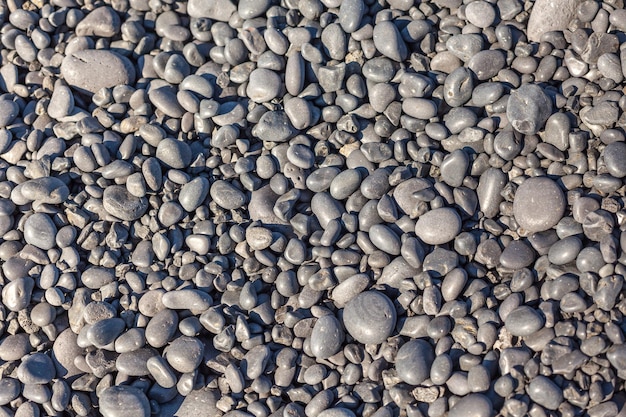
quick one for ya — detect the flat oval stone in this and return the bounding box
[504,306,545,336]
[247,69,282,103]
[52,329,83,378]
[145,309,178,348]
[61,50,135,94]
[318,409,356,417]
[527,375,563,410]
[99,386,150,417]
[343,291,396,345]
[103,185,149,221]
[373,20,407,62]
[48,81,74,119]
[23,213,57,250]
[415,208,462,245]
[513,177,565,233]
[339,0,365,33]
[17,353,55,384]
[0,378,20,406]
[187,0,236,21]
[0,100,19,127]
[210,180,246,210]
[0,333,31,361]
[86,318,126,348]
[310,315,345,359]
[369,224,401,255]
[179,177,210,212]
[395,339,435,385]
[156,138,192,169]
[162,290,212,312]
[81,267,115,289]
[116,348,156,376]
[165,336,204,373]
[603,141,626,178]
[448,394,493,417]
[499,240,535,269]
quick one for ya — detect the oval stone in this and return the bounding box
[343,291,397,345]
[395,339,435,385]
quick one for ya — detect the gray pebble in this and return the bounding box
[527,375,563,410]
[310,314,345,359]
[61,50,135,94]
[166,336,204,373]
[504,306,545,336]
[210,180,246,210]
[0,100,18,127]
[99,386,150,417]
[23,213,57,250]
[48,81,74,119]
[103,185,149,221]
[343,291,396,345]
[448,394,493,417]
[507,84,552,135]
[247,69,282,103]
[513,177,565,233]
[75,6,120,37]
[415,208,462,245]
[373,21,407,62]
[395,339,435,385]
[17,353,55,384]
[603,141,626,178]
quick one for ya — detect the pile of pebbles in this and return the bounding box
[0,0,625,416]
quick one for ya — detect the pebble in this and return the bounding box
[103,185,149,221]
[165,336,204,373]
[504,306,545,336]
[448,394,493,417]
[342,291,396,345]
[61,50,135,94]
[310,314,345,359]
[395,340,435,385]
[179,177,210,212]
[0,0,621,415]
[528,0,581,41]
[527,375,563,410]
[23,213,57,250]
[415,208,462,245]
[156,138,192,169]
[513,177,566,233]
[17,353,55,384]
[99,386,150,417]
[507,84,552,135]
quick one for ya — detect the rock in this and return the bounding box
[343,291,397,345]
[103,185,149,221]
[75,6,121,37]
[310,315,345,359]
[61,50,135,94]
[187,0,236,21]
[513,177,566,233]
[99,386,151,417]
[507,84,552,135]
[415,208,462,245]
[528,0,582,42]
[395,340,435,385]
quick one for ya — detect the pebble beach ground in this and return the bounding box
[0,0,625,416]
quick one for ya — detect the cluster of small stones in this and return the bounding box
[0,0,625,416]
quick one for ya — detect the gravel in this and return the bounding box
[0,0,624,416]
